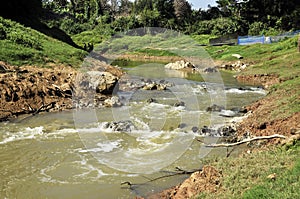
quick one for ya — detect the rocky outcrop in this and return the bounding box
[0,63,75,121]
[0,61,123,121]
[165,60,195,70]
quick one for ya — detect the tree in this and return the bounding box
[173,0,192,25]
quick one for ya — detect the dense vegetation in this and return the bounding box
[1,1,300,47]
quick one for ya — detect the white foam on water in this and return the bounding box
[0,127,80,145]
[0,126,44,145]
[79,140,122,153]
[226,87,266,95]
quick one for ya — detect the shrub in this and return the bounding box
[7,31,42,50]
[0,23,6,39]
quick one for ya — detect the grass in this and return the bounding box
[205,36,300,80]
[0,16,87,67]
[195,141,300,199]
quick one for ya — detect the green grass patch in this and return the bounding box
[205,36,300,80]
[243,144,300,199]
[191,34,218,45]
[0,16,87,67]
[132,48,177,56]
[197,141,300,199]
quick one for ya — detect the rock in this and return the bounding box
[178,123,187,129]
[174,101,185,107]
[104,96,122,107]
[195,125,236,137]
[232,54,243,59]
[206,104,225,112]
[102,120,135,132]
[203,67,218,73]
[146,98,157,103]
[191,126,199,133]
[165,60,195,70]
[230,107,247,113]
[143,83,168,91]
[219,109,238,117]
[87,71,118,94]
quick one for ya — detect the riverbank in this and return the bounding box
[137,39,300,198]
[0,61,123,121]
[140,70,299,199]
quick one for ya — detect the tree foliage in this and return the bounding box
[1,0,300,42]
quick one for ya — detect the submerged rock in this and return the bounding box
[203,67,218,73]
[206,104,225,112]
[102,120,135,132]
[174,101,185,107]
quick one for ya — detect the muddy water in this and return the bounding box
[0,63,265,199]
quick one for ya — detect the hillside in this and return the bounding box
[0,17,87,67]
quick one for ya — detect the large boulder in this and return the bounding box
[87,71,118,94]
[165,60,195,70]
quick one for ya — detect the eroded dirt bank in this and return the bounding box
[0,61,123,121]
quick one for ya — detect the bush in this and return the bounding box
[193,18,239,36]
[248,22,267,35]
[0,23,6,39]
[7,31,42,50]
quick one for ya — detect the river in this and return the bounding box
[0,61,265,198]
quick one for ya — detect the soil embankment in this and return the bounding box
[0,61,123,121]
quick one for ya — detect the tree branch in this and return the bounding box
[205,134,286,148]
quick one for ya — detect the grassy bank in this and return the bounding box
[0,17,87,67]
[196,141,300,199]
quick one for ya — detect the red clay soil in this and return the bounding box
[236,74,280,89]
[136,166,222,199]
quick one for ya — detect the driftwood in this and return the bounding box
[121,167,202,190]
[205,134,286,148]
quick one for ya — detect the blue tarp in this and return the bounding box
[238,35,265,45]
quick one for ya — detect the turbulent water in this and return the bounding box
[0,63,266,199]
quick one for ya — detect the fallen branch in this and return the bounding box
[121,167,202,190]
[206,134,286,148]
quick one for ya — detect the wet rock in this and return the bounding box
[86,71,119,94]
[219,110,238,117]
[230,107,247,114]
[104,96,122,107]
[191,126,199,133]
[102,120,135,132]
[165,60,195,70]
[178,123,187,129]
[206,104,225,112]
[174,101,185,107]
[203,67,218,73]
[194,125,236,137]
[146,98,157,103]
